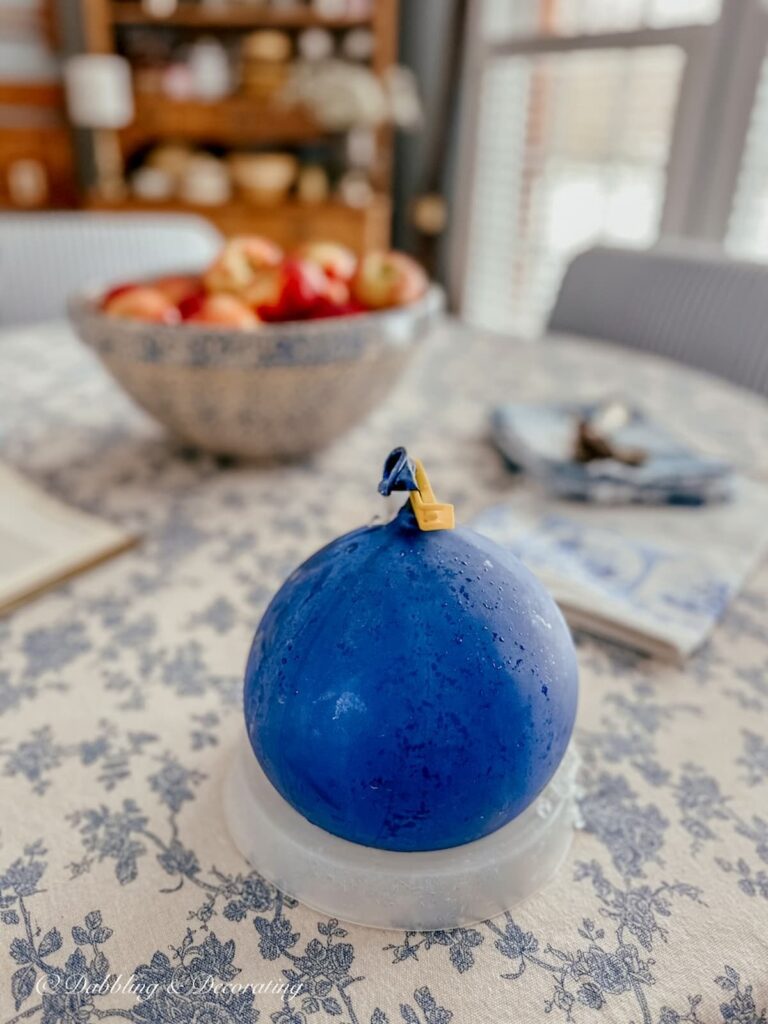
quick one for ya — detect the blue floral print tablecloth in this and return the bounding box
[2,320,768,1024]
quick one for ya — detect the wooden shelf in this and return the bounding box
[120,94,325,149]
[0,81,77,209]
[110,2,372,29]
[86,195,391,251]
[73,0,397,238]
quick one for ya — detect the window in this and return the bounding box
[727,49,768,258]
[483,0,720,39]
[454,0,768,336]
[463,46,683,335]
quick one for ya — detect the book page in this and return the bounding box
[0,463,136,613]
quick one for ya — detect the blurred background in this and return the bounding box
[4,0,768,337]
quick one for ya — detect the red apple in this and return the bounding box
[177,292,207,320]
[247,261,351,320]
[204,236,283,295]
[305,276,356,319]
[186,293,259,328]
[242,267,283,311]
[325,277,351,305]
[255,258,331,322]
[101,281,136,308]
[295,242,357,283]
[154,274,205,305]
[104,286,180,324]
[352,251,428,309]
[310,297,365,319]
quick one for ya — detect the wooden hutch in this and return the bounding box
[76,0,398,252]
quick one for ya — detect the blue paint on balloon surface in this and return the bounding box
[244,502,579,852]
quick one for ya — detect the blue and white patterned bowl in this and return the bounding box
[69,285,443,459]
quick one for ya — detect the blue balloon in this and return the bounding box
[244,501,578,852]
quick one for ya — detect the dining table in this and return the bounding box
[2,316,768,1024]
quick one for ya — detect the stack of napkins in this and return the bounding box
[491,401,733,504]
[471,479,768,661]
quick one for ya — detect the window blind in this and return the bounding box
[461,45,685,336]
[726,48,768,258]
[483,0,720,40]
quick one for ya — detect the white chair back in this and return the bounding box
[0,212,222,326]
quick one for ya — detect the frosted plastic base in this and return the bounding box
[224,736,579,931]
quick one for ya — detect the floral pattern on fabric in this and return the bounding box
[1,323,768,1022]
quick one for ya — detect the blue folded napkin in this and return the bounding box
[491,400,733,505]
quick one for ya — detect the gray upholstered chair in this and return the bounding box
[0,212,222,327]
[547,244,768,399]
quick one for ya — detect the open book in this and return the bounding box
[472,477,768,662]
[0,462,136,614]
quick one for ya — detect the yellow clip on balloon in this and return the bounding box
[409,459,455,532]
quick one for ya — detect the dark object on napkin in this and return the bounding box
[490,400,733,505]
[574,400,647,466]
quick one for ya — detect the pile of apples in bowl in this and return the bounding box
[70,236,443,460]
[102,237,430,327]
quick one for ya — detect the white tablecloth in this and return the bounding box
[2,320,768,1024]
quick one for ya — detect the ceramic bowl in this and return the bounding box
[228,152,297,207]
[69,285,443,460]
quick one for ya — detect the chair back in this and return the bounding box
[548,244,768,398]
[0,212,222,326]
